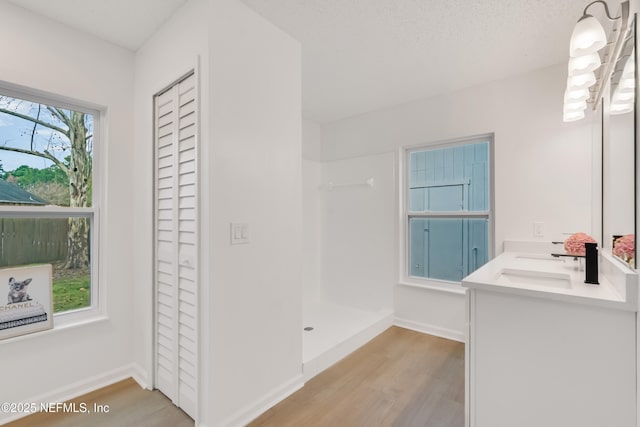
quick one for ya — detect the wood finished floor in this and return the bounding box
[250,326,465,427]
[5,378,193,427]
[6,326,464,427]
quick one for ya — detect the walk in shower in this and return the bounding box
[302,152,395,380]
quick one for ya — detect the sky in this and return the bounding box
[0,114,57,170]
[0,96,89,172]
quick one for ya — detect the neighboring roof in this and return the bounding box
[0,179,47,205]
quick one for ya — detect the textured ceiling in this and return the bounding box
[4,0,610,123]
[5,0,187,51]
[239,0,602,122]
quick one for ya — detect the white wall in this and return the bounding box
[302,120,322,301]
[132,0,210,419]
[394,285,466,341]
[135,0,302,425]
[0,2,136,422]
[208,2,302,424]
[322,64,594,245]
[303,119,323,161]
[317,64,595,339]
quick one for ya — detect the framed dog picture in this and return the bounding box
[0,264,53,340]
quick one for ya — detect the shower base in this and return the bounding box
[302,299,393,381]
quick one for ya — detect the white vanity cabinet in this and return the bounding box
[463,251,638,427]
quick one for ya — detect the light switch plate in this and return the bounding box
[533,221,544,238]
[231,223,249,244]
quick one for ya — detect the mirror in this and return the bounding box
[603,16,636,269]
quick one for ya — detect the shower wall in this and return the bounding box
[302,120,323,302]
[303,158,322,301]
[319,152,396,311]
[302,120,395,312]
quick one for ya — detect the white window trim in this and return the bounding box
[399,134,495,289]
[0,82,103,327]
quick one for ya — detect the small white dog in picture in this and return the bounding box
[7,277,32,304]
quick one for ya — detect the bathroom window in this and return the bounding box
[406,136,492,283]
[0,86,99,317]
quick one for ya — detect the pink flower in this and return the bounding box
[613,234,635,260]
[564,232,596,256]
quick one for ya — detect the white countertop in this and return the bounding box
[462,251,638,311]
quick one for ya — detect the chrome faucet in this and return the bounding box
[584,242,599,285]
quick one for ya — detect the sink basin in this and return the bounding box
[496,268,572,289]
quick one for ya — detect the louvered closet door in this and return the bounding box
[154,72,198,419]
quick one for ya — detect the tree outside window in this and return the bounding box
[0,92,96,313]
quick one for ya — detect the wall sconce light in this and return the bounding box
[563,0,631,122]
[568,52,602,75]
[563,110,586,122]
[567,71,597,89]
[564,98,588,121]
[611,48,636,114]
[565,87,591,102]
[570,12,607,56]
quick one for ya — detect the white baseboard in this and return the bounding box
[0,363,149,426]
[215,374,304,427]
[129,363,152,390]
[394,317,466,343]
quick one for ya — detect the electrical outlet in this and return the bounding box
[533,222,544,238]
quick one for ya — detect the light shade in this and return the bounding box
[568,53,601,75]
[563,110,586,122]
[564,87,590,102]
[567,71,597,90]
[610,103,633,114]
[612,90,634,103]
[622,50,635,79]
[563,100,587,112]
[618,77,635,92]
[570,15,607,56]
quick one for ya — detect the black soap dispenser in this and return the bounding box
[584,242,599,285]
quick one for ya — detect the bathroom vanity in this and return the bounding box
[462,246,638,427]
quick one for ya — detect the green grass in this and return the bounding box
[53,276,90,313]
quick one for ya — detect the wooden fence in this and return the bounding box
[0,218,68,267]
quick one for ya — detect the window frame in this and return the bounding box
[0,82,102,326]
[400,134,495,290]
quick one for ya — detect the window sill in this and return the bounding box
[54,306,106,328]
[397,280,467,295]
[0,309,107,345]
